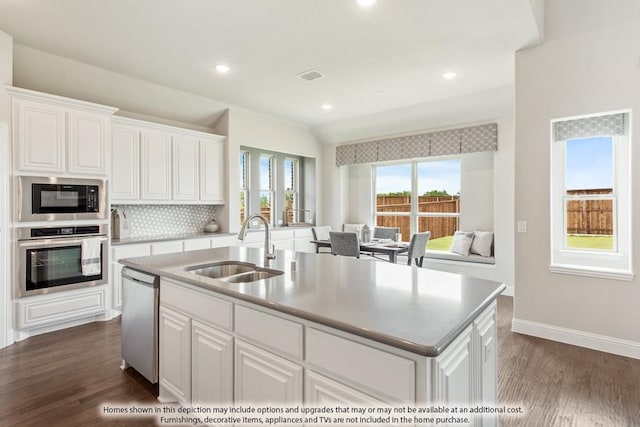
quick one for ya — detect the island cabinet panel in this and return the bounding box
[432,324,473,407]
[192,320,233,405]
[159,306,192,404]
[305,370,388,406]
[234,340,303,404]
[161,279,233,331]
[473,302,498,427]
[306,328,416,403]
[234,305,303,360]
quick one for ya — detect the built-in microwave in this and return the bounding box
[18,176,106,221]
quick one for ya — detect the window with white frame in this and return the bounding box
[259,154,275,223]
[374,159,461,249]
[284,158,299,224]
[239,151,249,225]
[550,111,632,279]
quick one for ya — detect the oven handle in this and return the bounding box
[18,235,108,249]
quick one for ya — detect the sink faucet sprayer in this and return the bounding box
[238,214,276,263]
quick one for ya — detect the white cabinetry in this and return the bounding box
[8,87,117,175]
[192,320,233,405]
[111,123,140,201]
[432,325,474,407]
[159,306,192,404]
[150,240,184,255]
[110,116,226,204]
[474,301,498,427]
[111,243,151,311]
[235,340,303,404]
[305,370,387,405]
[141,130,172,201]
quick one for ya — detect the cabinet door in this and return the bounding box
[111,125,140,201]
[234,340,302,404]
[67,110,109,175]
[305,370,387,406]
[192,320,233,405]
[172,136,199,201]
[112,263,123,310]
[474,303,498,427]
[199,138,225,203]
[14,99,65,173]
[183,238,212,251]
[432,325,473,407]
[150,240,184,255]
[159,306,191,404]
[141,130,172,200]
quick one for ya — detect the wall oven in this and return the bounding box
[17,225,108,297]
[18,176,106,221]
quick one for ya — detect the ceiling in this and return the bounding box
[0,0,542,131]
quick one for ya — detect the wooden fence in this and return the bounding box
[376,195,460,240]
[566,189,613,235]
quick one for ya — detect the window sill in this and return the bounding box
[549,264,634,281]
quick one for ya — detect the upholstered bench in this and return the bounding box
[424,230,495,265]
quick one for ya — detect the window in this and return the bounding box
[284,158,299,224]
[550,111,632,279]
[259,155,275,223]
[239,151,249,225]
[374,159,461,249]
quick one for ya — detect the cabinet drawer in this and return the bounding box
[183,238,211,251]
[112,243,151,260]
[306,328,415,403]
[235,305,303,360]
[151,240,184,255]
[161,279,232,331]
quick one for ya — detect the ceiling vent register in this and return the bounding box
[297,69,325,82]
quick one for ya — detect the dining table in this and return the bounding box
[309,239,409,263]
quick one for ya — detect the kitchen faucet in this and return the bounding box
[238,214,276,263]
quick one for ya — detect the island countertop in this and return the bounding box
[119,246,505,357]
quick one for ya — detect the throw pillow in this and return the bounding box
[470,231,494,257]
[450,231,475,256]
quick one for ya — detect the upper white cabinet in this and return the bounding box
[141,130,172,201]
[110,116,226,205]
[8,87,117,176]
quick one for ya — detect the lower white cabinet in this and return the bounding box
[432,324,474,407]
[111,243,151,311]
[234,340,303,404]
[305,370,386,405]
[150,240,184,255]
[192,320,233,405]
[159,306,192,404]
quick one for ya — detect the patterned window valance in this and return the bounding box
[553,113,625,141]
[336,123,498,166]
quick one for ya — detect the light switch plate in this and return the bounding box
[517,221,527,233]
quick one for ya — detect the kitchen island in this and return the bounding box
[120,246,505,425]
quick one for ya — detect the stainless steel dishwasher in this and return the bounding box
[121,267,159,383]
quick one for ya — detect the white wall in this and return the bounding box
[0,30,13,348]
[321,86,515,288]
[514,0,640,357]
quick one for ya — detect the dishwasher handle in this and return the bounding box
[122,268,159,288]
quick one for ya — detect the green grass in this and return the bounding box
[427,236,453,251]
[567,235,614,250]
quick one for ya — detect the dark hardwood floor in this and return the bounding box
[0,296,639,426]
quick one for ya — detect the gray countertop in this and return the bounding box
[120,246,505,356]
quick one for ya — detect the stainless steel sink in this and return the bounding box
[185,261,283,283]
[186,261,256,278]
[222,269,284,283]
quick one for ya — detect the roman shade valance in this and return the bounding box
[553,113,625,141]
[335,123,498,166]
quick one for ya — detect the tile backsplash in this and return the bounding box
[112,205,217,237]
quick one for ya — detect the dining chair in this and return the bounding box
[373,226,400,241]
[405,231,431,267]
[311,226,332,253]
[329,231,361,258]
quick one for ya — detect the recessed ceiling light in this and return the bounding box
[216,64,230,74]
[443,72,457,80]
[322,103,333,111]
[356,0,378,7]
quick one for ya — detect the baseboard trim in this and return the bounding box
[512,318,640,360]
